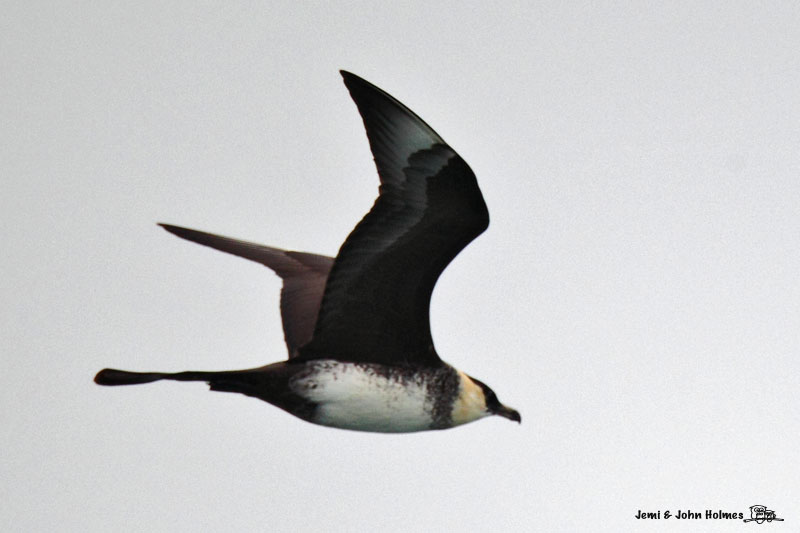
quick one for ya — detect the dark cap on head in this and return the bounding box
[470,376,521,423]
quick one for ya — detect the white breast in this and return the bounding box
[290,361,434,433]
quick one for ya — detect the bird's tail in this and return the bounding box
[94,368,223,386]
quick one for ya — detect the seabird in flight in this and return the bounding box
[94,71,520,433]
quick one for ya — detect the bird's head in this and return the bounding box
[472,376,521,423]
[452,372,521,426]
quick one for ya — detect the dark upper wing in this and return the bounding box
[159,224,333,358]
[298,71,489,367]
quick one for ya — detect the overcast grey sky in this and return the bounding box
[3,1,799,531]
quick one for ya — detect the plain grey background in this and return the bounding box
[3,1,798,531]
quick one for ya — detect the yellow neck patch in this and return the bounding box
[450,371,490,426]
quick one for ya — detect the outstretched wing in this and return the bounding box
[159,224,332,358]
[299,71,489,367]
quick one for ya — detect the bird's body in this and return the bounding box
[95,71,520,433]
[289,360,482,433]
[98,360,495,433]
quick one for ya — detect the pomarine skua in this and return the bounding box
[94,71,520,433]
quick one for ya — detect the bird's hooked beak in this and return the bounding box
[494,404,521,424]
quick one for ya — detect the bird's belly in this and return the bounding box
[290,361,436,433]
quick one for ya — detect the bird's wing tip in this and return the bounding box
[158,223,184,236]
